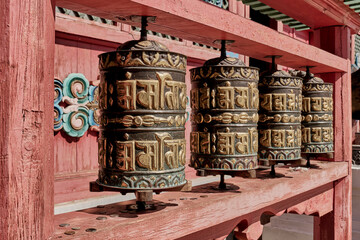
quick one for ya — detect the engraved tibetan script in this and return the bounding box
[112,134,185,171]
[116,72,186,110]
[260,129,297,148]
[191,129,257,155]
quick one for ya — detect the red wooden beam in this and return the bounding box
[259,0,360,33]
[312,26,352,240]
[55,13,220,61]
[56,0,347,73]
[0,0,55,239]
[52,161,347,239]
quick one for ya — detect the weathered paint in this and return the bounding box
[52,161,347,239]
[312,26,352,240]
[55,0,347,73]
[0,0,55,239]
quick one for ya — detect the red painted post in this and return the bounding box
[311,26,352,240]
[0,0,55,239]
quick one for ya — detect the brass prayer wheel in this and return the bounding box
[258,60,303,165]
[301,72,333,153]
[96,17,188,191]
[189,41,259,173]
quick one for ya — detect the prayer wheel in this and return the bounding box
[96,17,188,192]
[189,41,259,173]
[258,60,303,165]
[301,71,333,154]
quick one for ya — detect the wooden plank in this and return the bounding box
[54,132,77,174]
[54,171,117,204]
[55,0,347,73]
[286,187,333,217]
[0,0,55,239]
[52,161,347,239]
[312,26,352,240]
[55,37,78,80]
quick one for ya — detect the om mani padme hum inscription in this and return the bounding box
[258,70,303,164]
[301,76,333,153]
[190,55,259,172]
[97,39,188,191]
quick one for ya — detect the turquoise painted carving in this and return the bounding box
[88,85,100,129]
[54,79,63,131]
[54,73,100,137]
[63,106,90,137]
[63,73,89,104]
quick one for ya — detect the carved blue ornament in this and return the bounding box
[62,107,90,137]
[88,85,100,129]
[54,79,63,131]
[54,73,100,137]
[63,73,89,104]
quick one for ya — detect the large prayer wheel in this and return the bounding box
[96,20,188,191]
[301,75,333,153]
[190,42,259,173]
[258,67,303,164]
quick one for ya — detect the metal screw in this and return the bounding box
[71,227,80,230]
[109,214,119,218]
[85,228,97,232]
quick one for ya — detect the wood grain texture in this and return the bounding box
[55,0,347,73]
[0,0,55,239]
[52,161,347,239]
[312,26,352,240]
[55,13,220,61]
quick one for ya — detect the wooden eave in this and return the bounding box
[258,0,360,33]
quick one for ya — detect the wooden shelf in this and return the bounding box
[56,0,347,73]
[53,161,348,239]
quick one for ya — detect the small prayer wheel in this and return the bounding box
[189,40,259,174]
[301,70,333,154]
[96,16,188,192]
[258,57,303,166]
